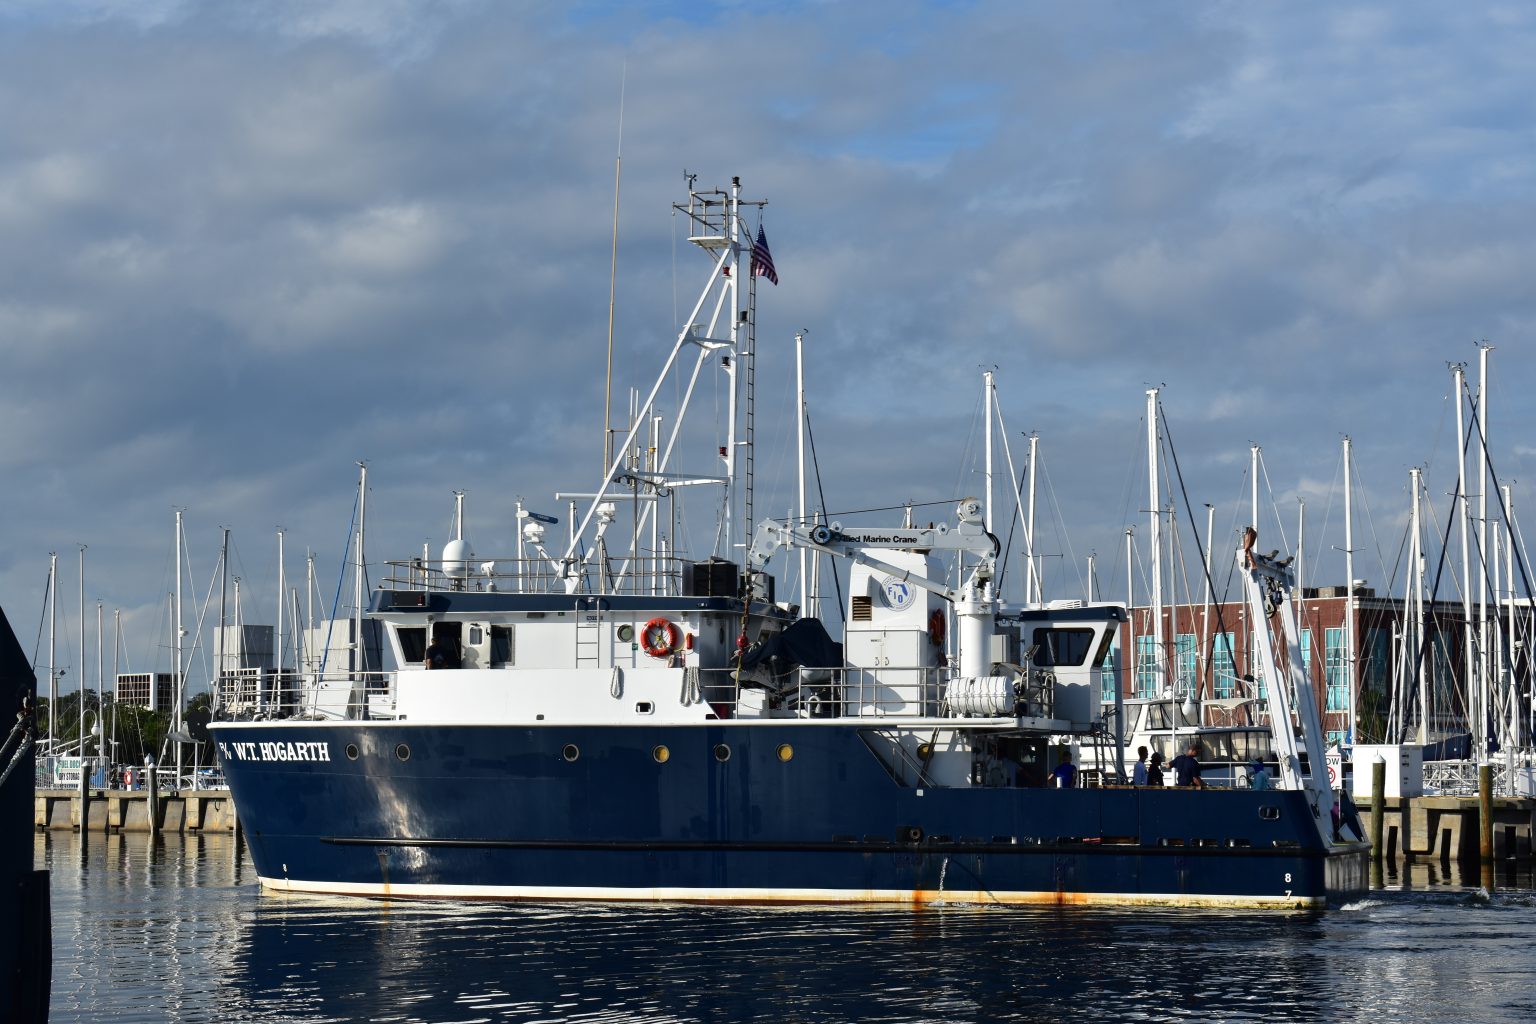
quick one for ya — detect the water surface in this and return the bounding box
[40,832,1536,1023]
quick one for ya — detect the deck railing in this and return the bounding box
[378,556,705,597]
[209,664,979,723]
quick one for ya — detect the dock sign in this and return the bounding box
[1325,745,1342,789]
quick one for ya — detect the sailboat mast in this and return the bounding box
[47,552,56,753]
[1505,485,1520,761]
[1146,390,1164,701]
[305,551,315,671]
[1343,436,1357,745]
[1476,344,1493,762]
[217,528,229,710]
[95,601,102,763]
[174,510,184,723]
[111,608,120,770]
[1452,363,1475,759]
[78,546,85,761]
[795,331,810,616]
[1410,467,1427,745]
[1026,433,1040,606]
[173,510,185,783]
[1201,504,1214,698]
[356,463,368,675]
[1125,527,1135,699]
[277,529,286,690]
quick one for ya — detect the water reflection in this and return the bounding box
[39,833,1536,1024]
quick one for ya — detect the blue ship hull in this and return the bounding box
[212,721,1369,909]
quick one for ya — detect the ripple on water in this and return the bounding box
[37,833,1536,1024]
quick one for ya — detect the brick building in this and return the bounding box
[1103,585,1526,750]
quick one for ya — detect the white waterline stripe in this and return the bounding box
[256,876,1322,910]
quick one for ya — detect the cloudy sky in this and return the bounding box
[3,1,1534,690]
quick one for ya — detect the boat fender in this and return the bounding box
[642,617,680,658]
[902,825,923,843]
[927,609,946,647]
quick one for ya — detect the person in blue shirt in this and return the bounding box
[1132,746,1149,786]
[1170,744,1204,788]
[1249,756,1270,790]
[1051,756,1077,789]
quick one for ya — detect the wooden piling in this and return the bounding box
[1479,764,1494,861]
[76,759,88,837]
[1370,759,1385,861]
[147,763,160,840]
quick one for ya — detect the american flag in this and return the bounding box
[751,225,778,286]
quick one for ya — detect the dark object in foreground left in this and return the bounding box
[0,602,50,1024]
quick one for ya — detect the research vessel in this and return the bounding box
[211,177,1368,908]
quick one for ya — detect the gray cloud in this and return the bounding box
[3,1,1535,688]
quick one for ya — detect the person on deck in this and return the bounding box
[1133,746,1149,786]
[1051,756,1077,789]
[1248,756,1270,791]
[424,637,453,670]
[1170,744,1204,789]
[1146,751,1165,787]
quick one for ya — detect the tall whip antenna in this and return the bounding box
[603,62,627,471]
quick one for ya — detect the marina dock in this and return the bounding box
[35,786,1535,861]
[35,788,238,834]
[1362,794,1535,861]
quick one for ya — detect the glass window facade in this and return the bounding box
[1100,636,1119,703]
[1175,633,1197,697]
[1135,635,1158,698]
[1325,627,1347,711]
[1212,632,1237,699]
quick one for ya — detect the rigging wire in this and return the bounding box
[804,406,844,616]
[29,567,50,672]
[1158,402,1245,689]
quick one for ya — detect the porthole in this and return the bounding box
[713,743,732,763]
[617,623,635,643]
[395,744,411,762]
[345,744,359,761]
[653,745,670,763]
[916,742,932,759]
[776,744,794,763]
[562,744,580,762]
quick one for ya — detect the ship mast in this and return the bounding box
[559,176,767,590]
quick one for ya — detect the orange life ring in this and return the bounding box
[928,609,946,647]
[641,617,680,658]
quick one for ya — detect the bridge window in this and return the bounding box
[397,627,426,665]
[1031,628,1095,667]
